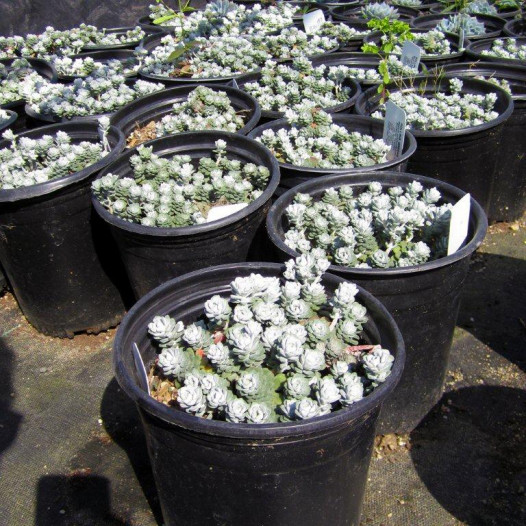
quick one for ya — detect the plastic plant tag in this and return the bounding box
[132,342,150,395]
[400,40,421,70]
[447,193,471,255]
[303,9,325,35]
[229,78,240,90]
[458,28,465,49]
[383,101,406,160]
[206,203,248,223]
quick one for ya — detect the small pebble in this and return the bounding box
[39,367,47,373]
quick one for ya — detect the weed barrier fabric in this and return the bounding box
[92,131,280,299]
[266,171,488,433]
[0,121,127,337]
[113,262,404,526]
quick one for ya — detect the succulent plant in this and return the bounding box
[51,56,140,78]
[481,38,526,61]
[437,14,486,37]
[388,29,453,55]
[371,78,500,131]
[92,139,270,227]
[361,2,400,20]
[0,118,110,190]
[466,0,498,15]
[24,65,163,119]
[393,0,422,6]
[283,181,453,269]
[0,58,48,105]
[254,103,391,169]
[147,256,395,423]
[0,109,11,124]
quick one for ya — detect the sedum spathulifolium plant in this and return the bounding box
[481,38,526,61]
[393,0,422,7]
[0,59,47,105]
[92,139,270,227]
[372,78,499,130]
[255,104,391,169]
[361,2,400,20]
[242,57,356,113]
[387,30,453,56]
[437,14,486,37]
[0,118,111,190]
[283,182,452,268]
[51,56,140,78]
[147,255,395,423]
[316,22,372,47]
[24,65,164,119]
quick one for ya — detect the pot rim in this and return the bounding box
[113,261,405,439]
[266,170,488,277]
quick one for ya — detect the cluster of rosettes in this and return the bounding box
[466,0,498,15]
[481,38,526,61]
[24,66,163,118]
[474,75,512,95]
[284,182,452,269]
[251,27,339,60]
[148,1,294,37]
[51,56,139,78]
[155,86,246,137]
[393,0,422,7]
[92,139,270,227]
[0,119,109,190]
[256,105,391,169]
[242,58,354,113]
[0,25,145,60]
[147,255,395,423]
[372,78,499,131]
[0,59,47,105]
[389,30,453,56]
[437,14,486,37]
[361,2,400,20]
[316,22,371,47]
[325,57,416,84]
[0,109,11,124]
[143,35,271,78]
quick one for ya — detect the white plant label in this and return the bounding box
[459,28,465,49]
[230,78,240,90]
[383,101,406,160]
[132,342,150,395]
[447,193,471,255]
[400,40,421,70]
[207,203,248,223]
[303,9,325,35]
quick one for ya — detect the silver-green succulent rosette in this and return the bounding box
[147,255,395,423]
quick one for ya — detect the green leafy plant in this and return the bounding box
[152,0,195,25]
[362,18,415,101]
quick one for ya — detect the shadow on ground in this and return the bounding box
[100,378,163,525]
[458,253,526,372]
[410,385,526,526]
[0,323,22,460]
[35,474,132,526]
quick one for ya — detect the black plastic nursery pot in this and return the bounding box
[411,13,506,40]
[110,83,262,143]
[56,49,139,83]
[0,121,128,337]
[437,61,526,222]
[92,131,280,299]
[430,6,521,20]
[363,29,464,67]
[355,75,514,214]
[80,26,149,52]
[113,261,405,526]
[504,18,526,37]
[237,70,361,122]
[247,114,417,195]
[331,5,420,23]
[266,171,487,433]
[466,37,526,66]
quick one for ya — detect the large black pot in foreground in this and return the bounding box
[355,76,514,213]
[0,122,127,337]
[266,172,487,433]
[92,131,280,299]
[438,62,526,222]
[113,262,405,526]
